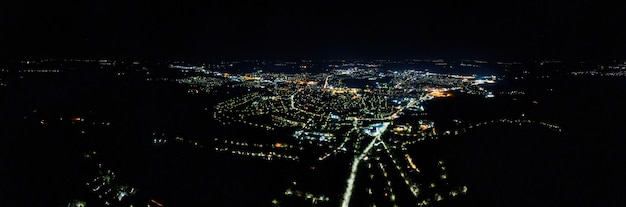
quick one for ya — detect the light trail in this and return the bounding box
[406,154,421,173]
[341,122,389,207]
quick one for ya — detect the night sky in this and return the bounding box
[1,0,625,60]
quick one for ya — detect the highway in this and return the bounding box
[341,122,390,207]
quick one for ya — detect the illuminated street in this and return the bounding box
[341,122,389,207]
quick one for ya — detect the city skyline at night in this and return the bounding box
[1,58,625,206]
[1,1,626,207]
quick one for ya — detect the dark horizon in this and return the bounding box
[2,0,626,61]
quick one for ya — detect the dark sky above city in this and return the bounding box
[1,0,625,61]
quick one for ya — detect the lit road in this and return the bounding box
[289,88,320,117]
[290,91,297,110]
[341,122,390,207]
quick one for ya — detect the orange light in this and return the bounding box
[274,143,283,148]
[150,199,164,207]
[406,155,420,173]
[429,91,452,98]
[420,124,429,131]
